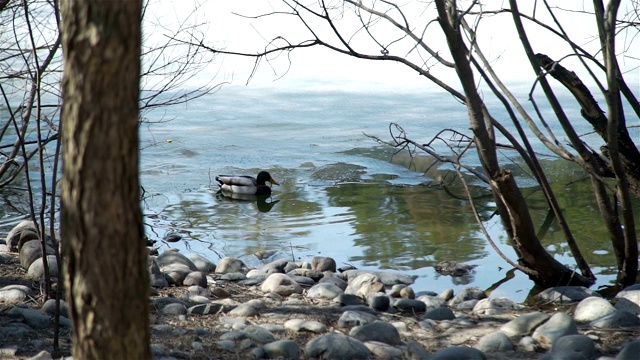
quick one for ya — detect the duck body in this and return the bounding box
[216,171,279,195]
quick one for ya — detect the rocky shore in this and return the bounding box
[1,221,639,359]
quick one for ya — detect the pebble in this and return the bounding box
[0,284,34,304]
[305,332,372,360]
[573,296,617,322]
[349,321,402,345]
[156,251,198,271]
[532,313,579,348]
[475,331,514,352]
[536,286,600,303]
[262,339,300,359]
[185,253,216,272]
[307,282,343,299]
[338,310,379,327]
[394,298,426,313]
[26,255,58,280]
[261,273,303,296]
[500,311,550,337]
[551,334,596,359]
[2,240,639,360]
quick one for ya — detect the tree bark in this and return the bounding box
[435,0,593,287]
[60,0,150,358]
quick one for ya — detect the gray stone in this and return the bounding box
[153,297,191,310]
[342,304,378,315]
[448,287,487,307]
[186,285,210,297]
[367,293,391,311]
[536,286,600,303]
[422,306,455,321]
[590,310,640,328]
[262,339,300,359]
[156,251,198,271]
[615,289,640,315]
[417,295,446,309]
[283,319,326,333]
[573,296,617,322]
[394,298,427,314]
[476,331,514,352]
[242,324,277,343]
[289,268,324,282]
[307,283,343,299]
[0,285,34,304]
[149,258,169,288]
[551,334,596,359]
[388,284,407,298]
[532,312,578,348]
[345,273,385,297]
[428,346,487,360]
[161,263,192,285]
[183,271,207,288]
[19,240,55,270]
[312,256,336,272]
[220,272,247,281]
[180,292,211,304]
[259,258,289,273]
[337,310,378,328]
[616,339,640,360]
[406,340,431,360]
[261,273,303,296]
[373,270,415,286]
[343,269,414,286]
[335,293,366,306]
[288,274,316,286]
[472,297,521,315]
[215,256,249,274]
[41,299,68,318]
[305,333,372,360]
[246,269,269,278]
[349,321,401,345]
[161,303,187,315]
[229,303,258,317]
[439,288,454,301]
[27,255,58,280]
[456,299,480,310]
[364,341,404,359]
[8,305,51,329]
[400,286,415,299]
[219,330,247,341]
[319,275,348,290]
[6,220,37,251]
[518,336,539,352]
[185,253,216,272]
[500,311,550,337]
[187,303,223,315]
[0,323,31,339]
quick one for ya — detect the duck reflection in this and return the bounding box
[216,189,280,213]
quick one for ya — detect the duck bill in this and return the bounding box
[269,177,280,186]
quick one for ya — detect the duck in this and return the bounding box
[215,170,279,195]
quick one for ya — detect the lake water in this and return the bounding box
[138,84,635,303]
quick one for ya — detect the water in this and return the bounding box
[137,84,635,303]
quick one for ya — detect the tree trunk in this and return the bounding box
[60,0,150,359]
[435,0,593,287]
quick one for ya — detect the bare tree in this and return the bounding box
[60,0,150,357]
[185,0,639,288]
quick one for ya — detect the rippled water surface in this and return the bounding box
[134,85,637,302]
